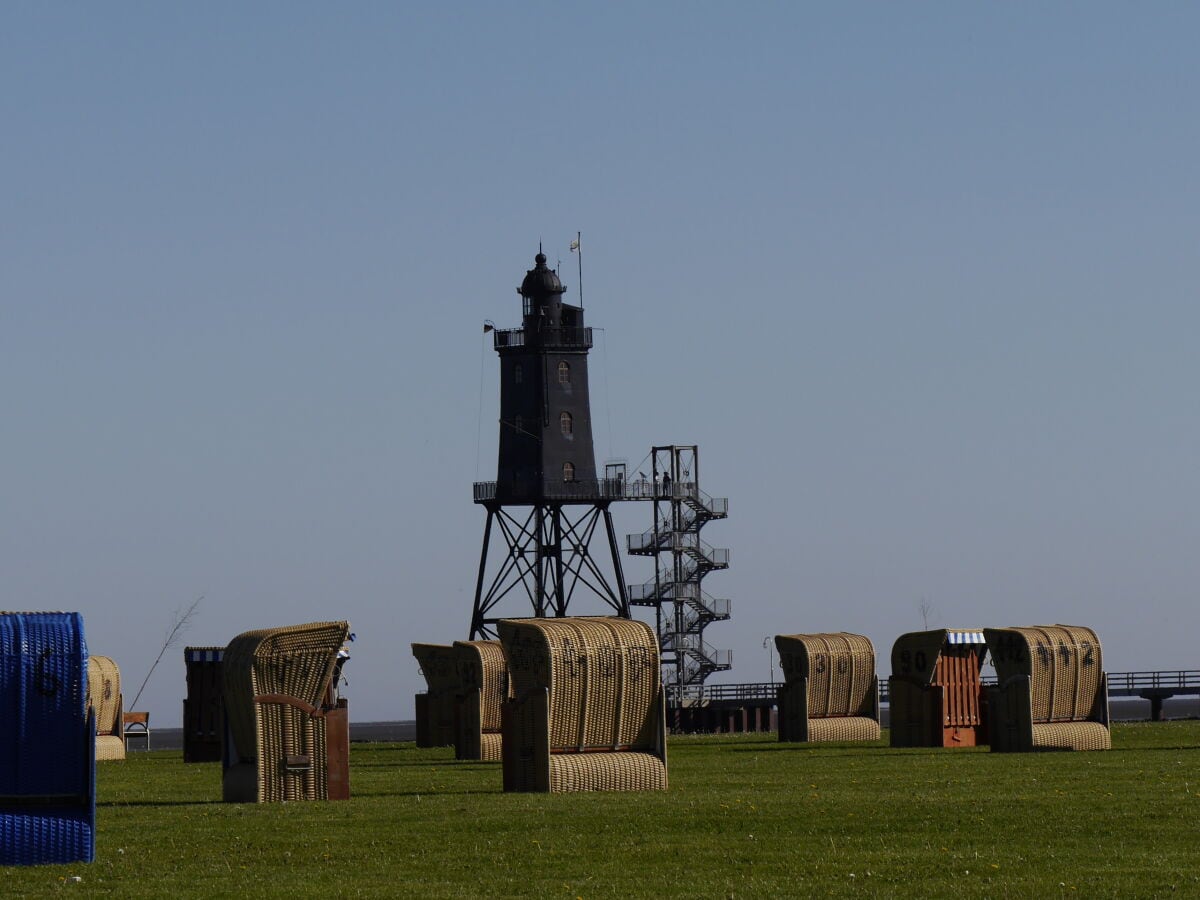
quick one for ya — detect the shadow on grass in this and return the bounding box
[99,799,224,808]
[352,789,502,798]
[728,741,1200,756]
[349,758,482,769]
[726,743,894,756]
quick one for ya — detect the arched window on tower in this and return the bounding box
[557,361,570,384]
[514,364,523,385]
[560,411,573,437]
[562,461,575,482]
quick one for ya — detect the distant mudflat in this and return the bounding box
[136,697,1198,752]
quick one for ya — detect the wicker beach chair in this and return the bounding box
[0,612,95,865]
[499,617,667,793]
[222,621,352,802]
[774,633,880,743]
[984,625,1110,752]
[888,629,988,748]
[412,643,461,748]
[453,640,510,762]
[87,655,125,761]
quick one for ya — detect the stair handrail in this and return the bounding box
[670,534,730,566]
[627,503,712,550]
[688,591,730,618]
[680,485,728,517]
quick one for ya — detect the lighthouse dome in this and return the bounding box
[520,252,567,298]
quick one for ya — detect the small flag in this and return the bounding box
[569,238,580,252]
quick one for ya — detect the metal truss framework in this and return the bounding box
[469,502,630,639]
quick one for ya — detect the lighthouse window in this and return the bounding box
[563,462,575,482]
[560,411,573,436]
[514,415,523,434]
[557,361,571,384]
[514,364,523,385]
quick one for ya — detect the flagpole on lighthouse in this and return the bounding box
[571,231,583,310]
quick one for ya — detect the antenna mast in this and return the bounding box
[573,231,583,309]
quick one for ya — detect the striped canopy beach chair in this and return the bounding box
[222,621,352,802]
[774,632,880,743]
[183,646,224,763]
[888,629,988,748]
[0,612,95,865]
[984,625,1110,752]
[499,617,667,793]
[88,655,125,761]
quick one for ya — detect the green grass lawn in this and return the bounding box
[5,723,1199,897]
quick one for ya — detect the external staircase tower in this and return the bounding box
[627,445,731,697]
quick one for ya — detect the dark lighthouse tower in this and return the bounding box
[470,250,630,638]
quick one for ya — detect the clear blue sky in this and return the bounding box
[3,4,1197,724]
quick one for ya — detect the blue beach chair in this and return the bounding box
[0,612,96,865]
